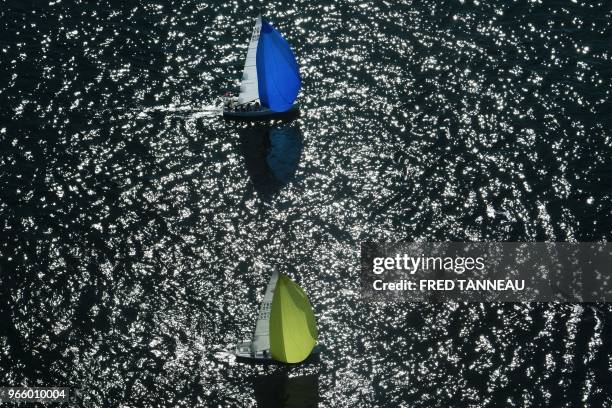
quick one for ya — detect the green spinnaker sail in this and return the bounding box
[269,274,317,363]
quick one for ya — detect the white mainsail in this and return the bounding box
[251,267,278,353]
[237,17,261,105]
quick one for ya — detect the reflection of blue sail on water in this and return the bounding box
[253,374,319,407]
[239,123,303,198]
[266,126,303,184]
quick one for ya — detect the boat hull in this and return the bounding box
[223,104,300,121]
[234,345,321,365]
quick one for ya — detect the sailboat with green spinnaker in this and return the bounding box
[235,268,319,364]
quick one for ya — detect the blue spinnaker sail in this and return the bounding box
[256,20,301,112]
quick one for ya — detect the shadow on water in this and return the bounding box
[253,372,319,408]
[238,120,303,200]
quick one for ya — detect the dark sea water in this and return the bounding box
[1,0,611,406]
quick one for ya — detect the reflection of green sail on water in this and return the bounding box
[235,268,317,364]
[254,374,319,407]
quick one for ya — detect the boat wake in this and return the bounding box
[213,350,237,365]
[136,104,223,119]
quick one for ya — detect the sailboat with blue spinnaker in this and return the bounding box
[223,16,301,120]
